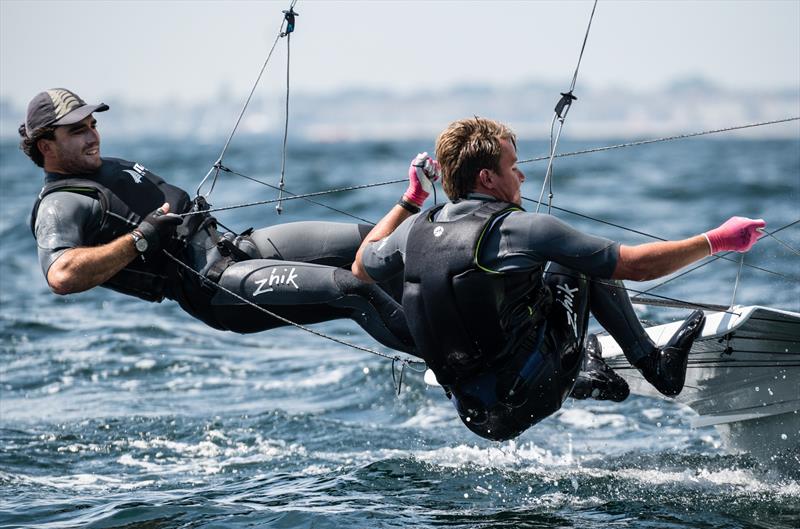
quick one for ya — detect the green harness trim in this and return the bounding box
[473,207,523,274]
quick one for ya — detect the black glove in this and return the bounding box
[135,205,182,254]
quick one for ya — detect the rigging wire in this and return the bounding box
[196,0,298,199]
[163,250,425,368]
[219,165,376,224]
[519,195,800,283]
[179,168,800,286]
[182,2,798,373]
[518,116,800,165]
[275,5,298,214]
[758,228,800,257]
[607,362,800,370]
[536,0,598,214]
[630,219,800,299]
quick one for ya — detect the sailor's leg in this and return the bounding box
[210,258,416,355]
[542,263,592,380]
[248,221,403,300]
[589,278,705,396]
[544,264,630,402]
[249,221,370,266]
[588,278,657,365]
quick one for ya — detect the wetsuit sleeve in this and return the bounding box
[498,212,620,278]
[360,214,417,282]
[34,192,103,277]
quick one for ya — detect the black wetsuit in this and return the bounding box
[32,158,414,353]
[361,194,658,440]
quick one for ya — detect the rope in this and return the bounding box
[181,115,799,226]
[536,0,598,214]
[608,362,800,370]
[219,165,376,224]
[518,117,800,165]
[520,194,800,283]
[729,253,746,309]
[546,272,743,316]
[177,179,406,217]
[163,250,425,368]
[759,228,800,257]
[196,0,298,198]
[275,5,296,214]
[175,2,797,373]
[630,219,800,298]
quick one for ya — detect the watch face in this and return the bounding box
[135,238,149,253]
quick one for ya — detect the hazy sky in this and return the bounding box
[2,0,798,108]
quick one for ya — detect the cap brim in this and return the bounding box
[51,103,109,127]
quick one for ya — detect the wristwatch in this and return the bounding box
[130,230,148,254]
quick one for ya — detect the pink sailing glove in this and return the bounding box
[402,152,441,207]
[703,216,766,254]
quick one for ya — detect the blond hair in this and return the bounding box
[434,117,516,200]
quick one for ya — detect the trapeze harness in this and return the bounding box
[29,158,216,308]
[403,200,586,441]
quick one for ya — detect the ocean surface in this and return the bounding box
[1,131,799,528]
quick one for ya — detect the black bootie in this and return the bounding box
[635,310,706,397]
[571,334,630,402]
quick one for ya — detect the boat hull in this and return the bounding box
[599,305,800,462]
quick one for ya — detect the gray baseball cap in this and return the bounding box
[25,88,109,136]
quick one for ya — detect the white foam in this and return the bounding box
[0,470,147,492]
[134,358,157,370]
[642,408,664,420]
[398,402,454,429]
[558,408,627,429]
[254,366,350,391]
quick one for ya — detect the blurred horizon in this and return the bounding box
[2,1,798,142]
[2,75,797,142]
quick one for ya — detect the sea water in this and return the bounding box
[1,133,798,528]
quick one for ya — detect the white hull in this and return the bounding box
[599,305,800,462]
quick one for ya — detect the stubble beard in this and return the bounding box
[55,144,102,174]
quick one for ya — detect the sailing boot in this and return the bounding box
[635,310,706,397]
[571,334,630,402]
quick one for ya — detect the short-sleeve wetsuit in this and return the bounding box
[361,194,659,440]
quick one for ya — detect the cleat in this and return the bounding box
[571,334,630,402]
[637,310,706,397]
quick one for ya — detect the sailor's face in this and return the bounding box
[46,114,102,173]
[490,138,525,205]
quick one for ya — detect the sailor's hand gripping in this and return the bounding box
[134,203,183,255]
[704,216,767,254]
[403,152,441,207]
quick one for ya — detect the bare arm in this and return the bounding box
[613,235,710,281]
[46,235,139,294]
[352,204,414,283]
[44,201,177,295]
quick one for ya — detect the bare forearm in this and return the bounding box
[47,235,139,294]
[613,235,710,281]
[352,204,413,282]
